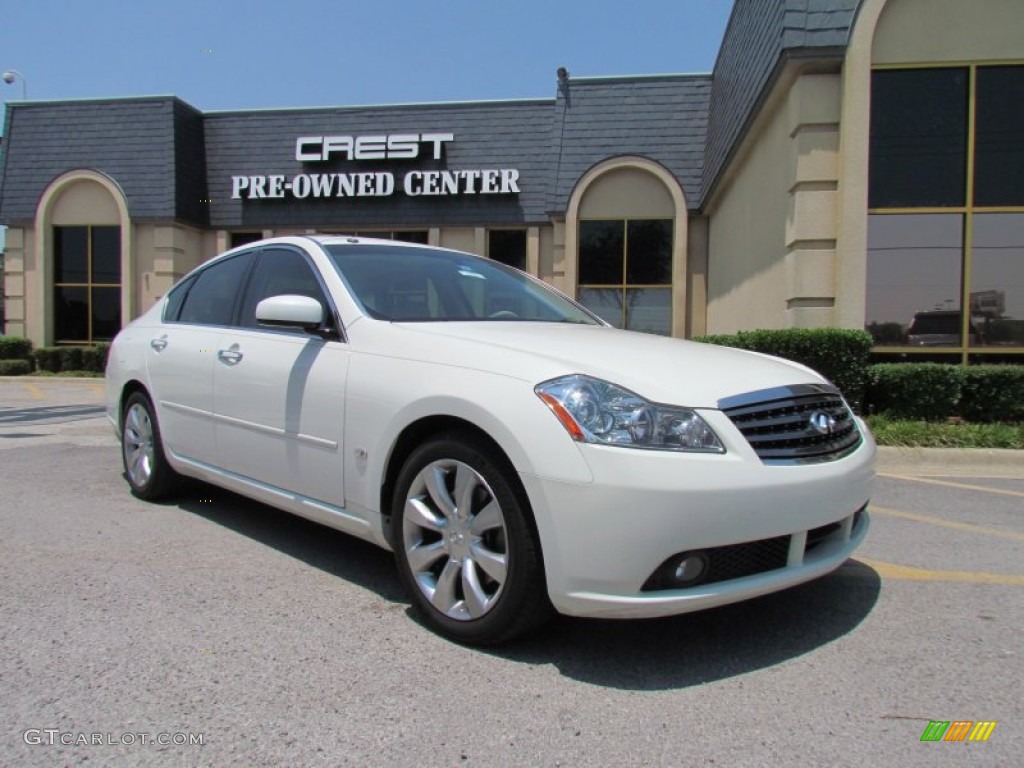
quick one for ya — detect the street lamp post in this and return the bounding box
[2,69,28,100]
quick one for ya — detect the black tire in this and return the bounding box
[392,432,552,645]
[121,391,179,500]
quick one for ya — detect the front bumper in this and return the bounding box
[520,415,875,619]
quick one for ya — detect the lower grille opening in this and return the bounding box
[805,522,842,553]
[642,535,790,592]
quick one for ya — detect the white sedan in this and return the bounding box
[106,236,873,645]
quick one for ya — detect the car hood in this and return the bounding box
[351,320,827,409]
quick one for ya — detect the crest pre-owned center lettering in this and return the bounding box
[230,132,521,200]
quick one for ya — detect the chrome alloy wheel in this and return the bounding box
[123,402,156,488]
[402,459,509,621]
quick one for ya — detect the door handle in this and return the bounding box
[150,335,168,352]
[217,345,243,365]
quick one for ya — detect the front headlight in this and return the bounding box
[535,374,725,453]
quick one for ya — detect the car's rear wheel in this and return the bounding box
[121,391,179,500]
[392,433,552,645]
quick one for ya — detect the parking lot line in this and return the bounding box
[879,473,1024,498]
[871,505,1024,543]
[858,557,1024,586]
[20,381,46,401]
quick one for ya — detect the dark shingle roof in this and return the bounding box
[0,97,209,226]
[703,0,860,204]
[549,75,712,213]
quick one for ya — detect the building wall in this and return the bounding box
[872,0,1023,64]
[706,71,842,333]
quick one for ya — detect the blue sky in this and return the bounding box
[1,0,732,122]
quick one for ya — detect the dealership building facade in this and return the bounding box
[1,0,1021,363]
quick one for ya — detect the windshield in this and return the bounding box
[324,244,600,325]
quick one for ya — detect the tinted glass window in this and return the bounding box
[91,226,121,284]
[971,214,1024,347]
[579,221,624,284]
[177,252,254,326]
[238,248,328,330]
[230,231,263,248]
[392,231,429,244]
[54,226,88,283]
[625,288,672,335]
[163,275,197,322]
[54,286,88,342]
[488,230,527,271]
[91,287,121,340]
[865,214,963,346]
[626,220,673,284]
[870,68,968,208]
[975,66,1024,207]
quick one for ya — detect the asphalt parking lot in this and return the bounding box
[1,378,1021,767]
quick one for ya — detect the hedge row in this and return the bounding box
[0,335,110,375]
[694,328,874,410]
[33,344,110,374]
[0,359,32,376]
[0,335,33,361]
[867,363,1024,423]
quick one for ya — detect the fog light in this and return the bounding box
[673,553,708,585]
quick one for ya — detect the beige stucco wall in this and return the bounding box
[2,227,31,339]
[706,71,842,333]
[873,0,1024,64]
[578,167,675,218]
[439,228,477,254]
[134,224,209,315]
[50,180,121,226]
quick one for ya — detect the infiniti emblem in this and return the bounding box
[808,411,838,435]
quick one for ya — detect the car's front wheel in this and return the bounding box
[121,391,179,500]
[392,433,552,645]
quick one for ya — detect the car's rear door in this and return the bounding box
[211,245,349,508]
[146,251,255,466]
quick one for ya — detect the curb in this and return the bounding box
[876,446,1024,477]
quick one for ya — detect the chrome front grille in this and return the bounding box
[719,383,862,464]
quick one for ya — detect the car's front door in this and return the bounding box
[211,246,348,508]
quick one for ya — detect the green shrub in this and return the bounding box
[33,347,62,373]
[693,328,874,410]
[58,346,84,372]
[865,363,965,421]
[80,344,111,373]
[0,359,32,376]
[0,335,33,360]
[958,366,1024,423]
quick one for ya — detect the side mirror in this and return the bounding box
[255,294,325,331]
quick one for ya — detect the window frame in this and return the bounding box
[868,62,1024,363]
[236,245,343,339]
[576,217,674,335]
[52,224,122,344]
[164,246,345,340]
[166,250,257,329]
